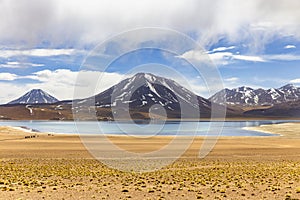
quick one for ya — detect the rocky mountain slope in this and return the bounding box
[75,73,215,119]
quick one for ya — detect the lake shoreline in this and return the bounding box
[3,120,300,138]
[243,122,300,137]
[1,119,299,136]
[2,117,300,122]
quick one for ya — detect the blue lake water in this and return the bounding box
[0,120,298,136]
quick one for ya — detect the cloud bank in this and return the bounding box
[1,0,300,50]
[0,49,78,58]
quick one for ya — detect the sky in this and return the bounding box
[1,0,300,104]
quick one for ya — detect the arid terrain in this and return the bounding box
[0,125,300,199]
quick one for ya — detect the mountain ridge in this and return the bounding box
[3,74,300,120]
[209,84,300,106]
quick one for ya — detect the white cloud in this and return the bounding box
[284,45,296,49]
[178,50,265,66]
[264,54,300,61]
[208,52,233,65]
[0,49,78,58]
[0,82,28,104]
[0,73,18,81]
[177,50,209,61]
[0,0,300,50]
[209,46,235,53]
[0,61,44,68]
[224,77,239,83]
[179,49,300,66]
[232,55,265,62]
[290,79,300,84]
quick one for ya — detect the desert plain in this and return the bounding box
[0,123,300,200]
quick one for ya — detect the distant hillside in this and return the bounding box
[0,104,72,120]
[244,100,300,117]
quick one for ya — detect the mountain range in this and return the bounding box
[209,84,300,106]
[1,73,300,120]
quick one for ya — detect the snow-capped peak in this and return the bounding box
[8,89,59,104]
[279,84,296,90]
[210,84,300,106]
[234,86,253,92]
[91,73,210,117]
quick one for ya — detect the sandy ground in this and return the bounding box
[244,122,300,137]
[0,125,300,199]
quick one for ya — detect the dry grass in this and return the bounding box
[0,125,300,199]
[0,158,300,199]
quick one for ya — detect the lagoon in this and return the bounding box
[0,120,298,136]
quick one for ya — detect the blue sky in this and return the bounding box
[1,0,300,104]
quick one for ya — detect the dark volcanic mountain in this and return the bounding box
[210,84,300,106]
[76,73,214,119]
[8,89,59,104]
